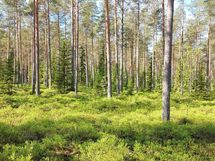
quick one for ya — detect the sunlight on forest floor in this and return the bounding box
[0,87,215,160]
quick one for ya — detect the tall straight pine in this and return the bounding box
[162,0,174,121]
[104,0,112,98]
[34,0,40,96]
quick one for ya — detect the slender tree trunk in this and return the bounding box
[180,28,184,95]
[179,0,184,95]
[32,8,36,94]
[85,34,89,87]
[114,0,119,94]
[125,47,128,87]
[189,52,193,92]
[130,39,134,86]
[162,0,165,63]
[143,50,146,90]
[57,12,61,76]
[13,15,17,84]
[105,0,112,98]
[74,0,79,95]
[162,0,174,121]
[7,22,10,59]
[152,28,156,90]
[19,13,23,85]
[206,16,211,90]
[119,0,124,92]
[71,0,75,90]
[45,16,49,87]
[91,24,95,87]
[47,0,52,88]
[136,0,140,92]
[35,0,40,96]
[15,7,20,85]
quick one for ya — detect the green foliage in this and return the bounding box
[56,40,72,93]
[95,39,106,95]
[0,142,33,161]
[0,88,215,160]
[0,56,4,80]
[0,52,14,95]
[80,135,129,161]
[131,140,214,161]
[194,61,207,92]
[147,57,153,91]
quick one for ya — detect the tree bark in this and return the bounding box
[91,24,95,87]
[136,0,140,92]
[162,0,174,121]
[130,38,134,87]
[32,3,36,94]
[34,0,40,96]
[45,14,49,87]
[7,22,10,59]
[180,0,184,95]
[74,0,79,95]
[114,0,119,94]
[71,0,75,90]
[119,0,124,92]
[47,0,52,88]
[105,0,112,98]
[206,16,211,90]
[57,12,61,64]
[15,5,20,85]
[162,0,165,64]
[85,34,89,87]
[19,13,23,85]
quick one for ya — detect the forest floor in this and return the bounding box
[0,86,215,161]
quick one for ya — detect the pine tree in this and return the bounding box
[56,41,72,93]
[162,0,175,121]
[4,52,14,95]
[95,39,106,95]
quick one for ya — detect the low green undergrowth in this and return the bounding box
[0,87,214,160]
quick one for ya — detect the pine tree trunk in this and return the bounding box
[19,13,23,85]
[119,0,124,92]
[57,12,61,78]
[15,5,20,85]
[91,24,95,87]
[32,7,36,94]
[162,0,165,64]
[152,28,156,90]
[74,0,79,95]
[180,28,184,95]
[13,15,17,84]
[130,39,134,87]
[206,16,211,90]
[114,0,119,94]
[179,0,184,95]
[7,22,10,59]
[143,50,146,90]
[71,0,75,90]
[105,0,112,98]
[35,0,40,96]
[47,0,52,88]
[85,34,89,87]
[162,0,174,121]
[136,0,140,92]
[45,15,49,87]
